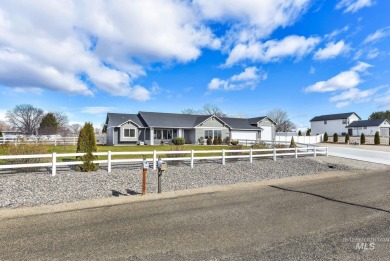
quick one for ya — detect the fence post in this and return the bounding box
[326,147,328,157]
[73,136,76,145]
[314,147,317,157]
[222,149,225,165]
[153,150,157,170]
[108,151,111,173]
[250,148,253,163]
[295,147,298,159]
[273,148,276,161]
[191,150,194,168]
[54,136,57,147]
[52,152,56,177]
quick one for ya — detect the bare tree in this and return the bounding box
[267,108,295,132]
[0,120,12,131]
[6,104,44,135]
[182,104,226,117]
[54,112,69,132]
[202,104,226,117]
[70,123,82,135]
[181,108,202,115]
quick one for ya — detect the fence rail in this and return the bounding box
[0,147,328,176]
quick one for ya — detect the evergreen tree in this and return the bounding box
[306,128,311,136]
[345,133,350,144]
[0,130,2,137]
[76,122,98,172]
[360,133,365,145]
[324,132,328,142]
[38,113,59,135]
[333,133,338,143]
[289,137,297,148]
[374,131,380,145]
[298,130,302,136]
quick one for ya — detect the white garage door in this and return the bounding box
[260,126,273,141]
[231,131,257,141]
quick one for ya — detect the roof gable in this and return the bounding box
[310,112,360,122]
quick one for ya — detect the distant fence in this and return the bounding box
[0,147,328,176]
[1,135,106,146]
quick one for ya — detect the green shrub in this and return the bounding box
[172,137,185,145]
[198,137,205,145]
[206,137,212,145]
[223,136,231,145]
[230,140,239,146]
[6,144,49,172]
[333,133,338,143]
[374,131,380,145]
[324,132,328,142]
[345,133,350,144]
[298,130,302,136]
[360,133,365,145]
[217,136,222,145]
[213,137,218,145]
[76,122,98,172]
[289,137,297,148]
[306,129,311,136]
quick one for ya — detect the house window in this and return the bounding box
[154,129,173,139]
[342,119,347,124]
[363,127,367,129]
[214,130,222,139]
[124,129,136,138]
[205,129,221,139]
[205,130,213,139]
[324,120,327,124]
[358,127,362,130]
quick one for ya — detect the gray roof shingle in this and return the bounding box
[346,119,388,128]
[105,113,146,128]
[310,112,360,122]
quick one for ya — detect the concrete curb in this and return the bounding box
[0,170,366,220]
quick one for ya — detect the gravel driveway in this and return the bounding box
[1,156,388,209]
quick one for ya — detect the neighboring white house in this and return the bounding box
[346,119,390,136]
[310,112,361,136]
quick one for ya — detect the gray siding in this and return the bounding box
[118,122,139,144]
[195,127,229,143]
[199,117,226,128]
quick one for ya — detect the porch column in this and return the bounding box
[150,128,154,145]
[178,128,183,138]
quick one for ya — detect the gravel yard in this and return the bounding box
[0,156,388,209]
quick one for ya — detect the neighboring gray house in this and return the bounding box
[346,119,390,136]
[103,111,276,146]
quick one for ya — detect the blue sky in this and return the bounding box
[0,0,389,130]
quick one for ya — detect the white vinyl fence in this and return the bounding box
[1,135,106,146]
[0,147,328,176]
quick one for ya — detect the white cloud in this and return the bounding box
[363,27,390,44]
[0,0,219,101]
[194,0,310,42]
[313,41,349,60]
[81,107,116,114]
[305,62,371,93]
[336,0,375,13]
[324,26,350,39]
[375,86,390,107]
[330,87,380,107]
[225,35,320,66]
[208,67,267,91]
[366,48,379,59]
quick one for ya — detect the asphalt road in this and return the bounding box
[327,146,390,165]
[1,170,390,260]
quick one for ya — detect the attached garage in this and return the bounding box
[260,126,273,141]
[231,130,258,141]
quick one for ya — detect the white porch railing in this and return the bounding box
[0,147,328,176]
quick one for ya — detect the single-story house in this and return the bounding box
[103,111,276,146]
[346,119,390,136]
[310,112,361,136]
